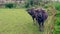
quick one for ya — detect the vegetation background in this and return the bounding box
[0,0,60,34]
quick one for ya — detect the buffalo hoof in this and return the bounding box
[39,29,44,32]
[39,28,44,32]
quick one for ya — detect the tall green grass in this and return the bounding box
[53,10,60,34]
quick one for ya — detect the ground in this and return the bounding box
[0,9,43,34]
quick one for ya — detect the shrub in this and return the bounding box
[30,0,33,6]
[25,3,30,8]
[5,3,16,8]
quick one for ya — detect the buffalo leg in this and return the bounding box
[37,20,42,31]
[32,17,35,25]
[41,21,44,32]
[39,23,41,31]
[39,22,44,32]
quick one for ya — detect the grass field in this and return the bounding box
[0,9,43,34]
[0,8,60,34]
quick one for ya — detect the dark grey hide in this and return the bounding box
[26,8,48,31]
[35,9,48,31]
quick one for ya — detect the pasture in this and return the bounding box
[0,8,60,34]
[0,9,43,34]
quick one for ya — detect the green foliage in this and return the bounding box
[25,3,30,8]
[53,31,60,34]
[30,0,33,6]
[54,2,60,11]
[55,20,60,26]
[53,9,60,34]
[55,13,60,17]
[55,11,60,26]
[5,3,16,8]
[25,0,34,8]
[25,0,41,8]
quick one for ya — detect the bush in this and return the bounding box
[30,0,33,6]
[5,3,16,8]
[54,2,60,11]
[25,3,30,8]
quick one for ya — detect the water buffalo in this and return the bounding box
[35,8,48,31]
[26,7,48,31]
